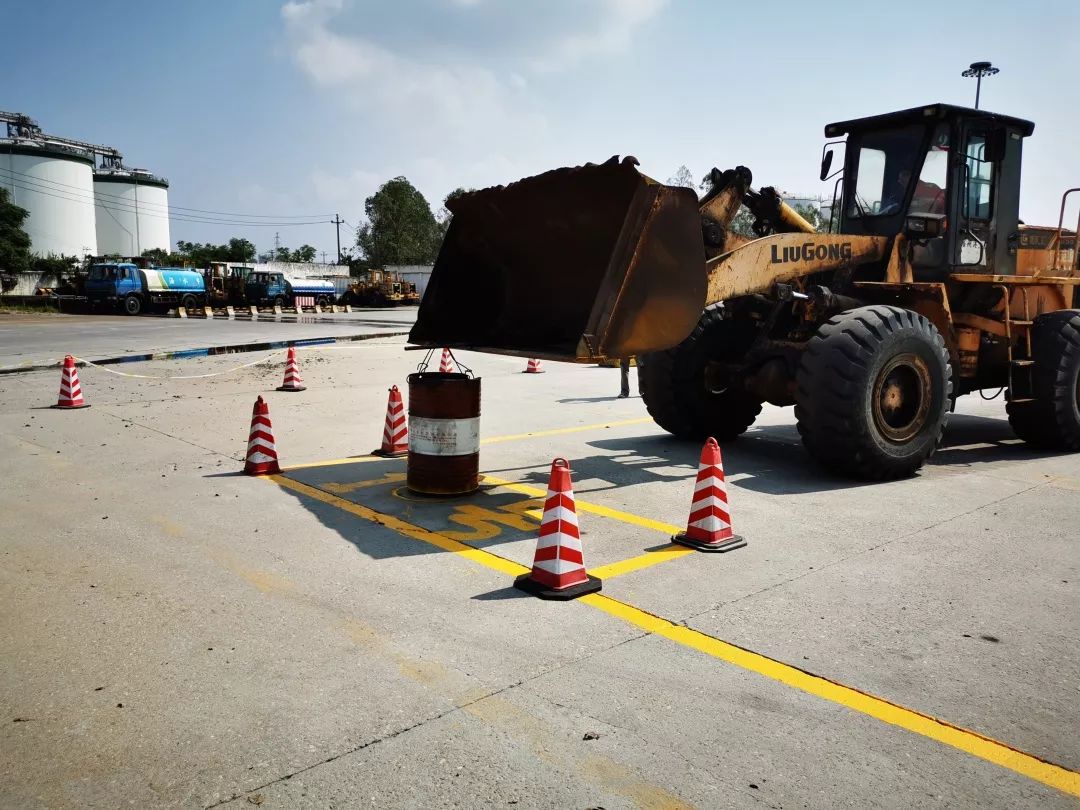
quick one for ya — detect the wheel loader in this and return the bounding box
[409,103,1080,479]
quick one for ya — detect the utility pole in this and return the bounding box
[332,214,344,264]
[273,231,281,262]
[320,251,327,265]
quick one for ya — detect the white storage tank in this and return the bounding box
[0,140,98,257]
[93,168,170,256]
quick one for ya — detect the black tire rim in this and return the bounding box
[125,297,140,315]
[872,353,932,443]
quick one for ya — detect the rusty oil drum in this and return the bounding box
[406,372,481,495]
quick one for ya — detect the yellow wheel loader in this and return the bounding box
[410,103,1080,479]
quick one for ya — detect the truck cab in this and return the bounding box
[245,271,290,307]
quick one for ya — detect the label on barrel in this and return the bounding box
[408,416,481,456]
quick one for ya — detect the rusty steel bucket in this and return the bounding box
[406,372,481,496]
[408,157,707,363]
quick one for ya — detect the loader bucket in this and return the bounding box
[408,157,706,362]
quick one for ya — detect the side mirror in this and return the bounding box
[819,149,834,181]
[985,128,1007,163]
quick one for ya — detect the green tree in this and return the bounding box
[227,238,256,263]
[0,187,32,274]
[667,165,697,190]
[437,187,474,238]
[357,177,441,266]
[293,244,316,262]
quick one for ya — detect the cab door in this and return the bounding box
[954,127,996,271]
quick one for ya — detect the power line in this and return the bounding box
[0,175,330,227]
[0,165,333,219]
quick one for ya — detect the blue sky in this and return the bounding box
[5,0,1079,259]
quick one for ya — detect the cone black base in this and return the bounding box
[513,573,602,601]
[276,385,307,392]
[371,448,408,458]
[521,370,545,374]
[672,532,746,553]
[51,404,91,410]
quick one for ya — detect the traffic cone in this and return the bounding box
[372,385,408,457]
[523,358,544,374]
[439,348,456,374]
[514,459,602,600]
[244,396,281,476]
[276,346,307,392]
[672,437,745,552]
[52,355,90,409]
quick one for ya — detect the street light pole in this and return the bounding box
[961,61,999,110]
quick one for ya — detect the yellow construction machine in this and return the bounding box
[410,103,1080,479]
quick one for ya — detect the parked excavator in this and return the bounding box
[410,103,1080,479]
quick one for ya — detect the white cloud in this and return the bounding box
[282,0,667,213]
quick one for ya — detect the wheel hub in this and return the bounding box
[872,353,932,443]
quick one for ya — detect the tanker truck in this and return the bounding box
[84,263,206,315]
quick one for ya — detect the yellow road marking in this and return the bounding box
[324,472,407,493]
[589,545,695,579]
[269,475,528,578]
[268,472,1080,798]
[479,417,654,446]
[481,474,682,534]
[483,473,692,579]
[282,417,654,472]
[282,455,394,471]
[580,594,1080,798]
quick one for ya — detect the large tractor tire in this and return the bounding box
[639,305,762,441]
[795,305,952,480]
[1007,309,1080,450]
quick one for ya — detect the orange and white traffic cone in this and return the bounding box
[523,358,544,374]
[672,437,745,552]
[52,355,90,409]
[514,458,602,600]
[439,348,456,374]
[276,346,307,392]
[373,385,408,457]
[244,396,281,476]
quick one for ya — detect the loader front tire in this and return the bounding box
[795,305,951,480]
[640,305,762,441]
[1006,310,1080,450]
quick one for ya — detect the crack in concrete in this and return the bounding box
[679,478,1048,627]
[99,409,243,462]
[204,630,650,808]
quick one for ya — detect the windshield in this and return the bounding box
[847,124,926,218]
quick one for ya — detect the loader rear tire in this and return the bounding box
[640,305,762,441]
[1006,310,1080,450]
[795,305,951,480]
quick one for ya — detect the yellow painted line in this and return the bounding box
[282,455,392,471]
[267,472,1080,798]
[482,473,691,579]
[589,545,695,579]
[580,593,1080,799]
[269,475,528,578]
[479,417,654,446]
[282,417,654,472]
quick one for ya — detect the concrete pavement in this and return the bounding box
[0,309,417,369]
[1,338,1077,808]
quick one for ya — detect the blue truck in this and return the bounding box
[84,263,206,315]
[243,271,336,308]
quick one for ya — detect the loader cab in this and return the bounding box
[825,104,1033,278]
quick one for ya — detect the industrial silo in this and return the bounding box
[0,138,99,257]
[93,168,171,257]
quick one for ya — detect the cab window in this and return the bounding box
[964,133,993,220]
[847,123,924,218]
[910,124,949,215]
